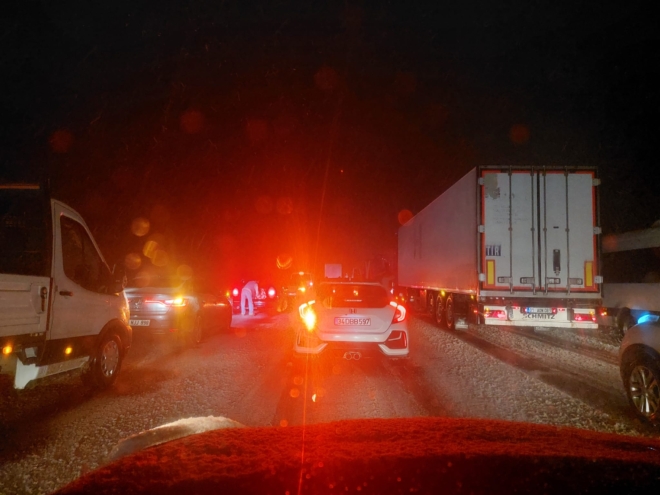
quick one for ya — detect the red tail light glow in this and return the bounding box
[484,309,506,319]
[145,298,187,307]
[232,288,239,297]
[573,312,597,323]
[299,301,317,331]
[390,301,407,322]
[268,287,276,298]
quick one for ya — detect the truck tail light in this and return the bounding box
[484,308,506,319]
[390,301,406,322]
[572,312,596,323]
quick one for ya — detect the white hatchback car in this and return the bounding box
[294,281,409,360]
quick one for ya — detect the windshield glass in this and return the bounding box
[317,283,389,308]
[0,2,657,494]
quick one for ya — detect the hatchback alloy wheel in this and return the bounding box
[629,364,660,418]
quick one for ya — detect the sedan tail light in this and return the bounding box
[268,287,276,298]
[145,298,187,307]
[389,301,406,323]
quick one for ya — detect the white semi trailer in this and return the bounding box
[398,166,602,329]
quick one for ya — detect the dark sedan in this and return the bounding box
[126,276,232,345]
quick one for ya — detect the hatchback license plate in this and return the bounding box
[335,317,371,326]
[130,319,150,326]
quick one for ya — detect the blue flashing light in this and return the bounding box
[637,314,660,325]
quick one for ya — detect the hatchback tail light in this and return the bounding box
[299,301,317,331]
[390,301,406,323]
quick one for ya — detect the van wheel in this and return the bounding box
[83,332,123,389]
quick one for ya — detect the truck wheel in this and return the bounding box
[617,308,636,339]
[427,292,434,318]
[445,296,455,331]
[83,332,124,389]
[434,293,445,327]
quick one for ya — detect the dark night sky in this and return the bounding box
[1,0,657,283]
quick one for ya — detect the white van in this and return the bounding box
[0,184,131,389]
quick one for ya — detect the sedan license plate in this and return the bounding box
[525,307,552,314]
[334,317,371,326]
[129,319,150,326]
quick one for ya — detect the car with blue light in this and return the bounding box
[619,314,660,423]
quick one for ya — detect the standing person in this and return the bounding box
[241,280,259,316]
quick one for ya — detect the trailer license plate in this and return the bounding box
[526,307,552,314]
[130,319,150,326]
[335,317,371,326]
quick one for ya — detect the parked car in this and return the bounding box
[279,271,314,312]
[619,315,660,423]
[126,275,232,345]
[294,281,409,360]
[228,280,279,315]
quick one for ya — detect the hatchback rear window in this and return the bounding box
[317,283,389,308]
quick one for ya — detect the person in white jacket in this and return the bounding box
[241,280,260,316]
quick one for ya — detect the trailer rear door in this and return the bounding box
[480,168,599,296]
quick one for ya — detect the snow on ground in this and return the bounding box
[0,316,292,495]
[409,318,639,436]
[0,313,651,495]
